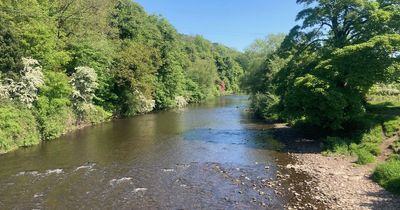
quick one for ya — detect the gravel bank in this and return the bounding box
[272,125,400,210]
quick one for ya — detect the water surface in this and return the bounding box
[0,96,316,209]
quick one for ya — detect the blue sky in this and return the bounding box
[134,0,303,51]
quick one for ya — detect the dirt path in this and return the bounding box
[272,125,400,210]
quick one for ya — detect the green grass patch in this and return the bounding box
[323,125,383,164]
[390,140,400,154]
[383,117,400,137]
[355,148,375,164]
[322,136,352,156]
[373,159,400,195]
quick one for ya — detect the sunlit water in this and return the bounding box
[0,96,318,209]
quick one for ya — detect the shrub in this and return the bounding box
[70,66,109,123]
[373,159,400,194]
[0,80,9,99]
[355,149,375,165]
[0,102,40,153]
[35,72,75,140]
[78,103,111,125]
[250,93,280,120]
[7,58,44,107]
[175,96,188,109]
[71,66,98,104]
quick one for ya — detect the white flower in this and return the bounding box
[70,66,98,104]
[6,57,44,107]
[134,90,155,113]
[175,96,188,108]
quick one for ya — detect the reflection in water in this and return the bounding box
[0,96,297,209]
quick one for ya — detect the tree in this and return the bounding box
[275,0,400,129]
[0,22,23,74]
[187,59,219,101]
[239,34,286,93]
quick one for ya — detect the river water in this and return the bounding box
[0,96,320,209]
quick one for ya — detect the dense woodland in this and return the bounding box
[0,0,243,152]
[241,0,400,194]
[0,0,400,196]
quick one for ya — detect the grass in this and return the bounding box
[322,136,352,156]
[383,117,400,137]
[323,125,383,164]
[355,148,375,164]
[391,140,400,154]
[373,158,400,195]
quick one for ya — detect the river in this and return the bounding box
[0,96,321,209]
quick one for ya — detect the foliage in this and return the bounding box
[0,0,244,154]
[6,58,44,107]
[70,66,111,123]
[186,58,219,101]
[0,101,40,153]
[245,0,400,130]
[250,93,280,121]
[71,66,98,104]
[0,19,23,74]
[35,71,74,140]
[175,96,188,109]
[78,103,111,125]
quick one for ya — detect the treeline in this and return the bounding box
[242,0,400,194]
[0,0,243,153]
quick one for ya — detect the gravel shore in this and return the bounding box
[272,124,400,210]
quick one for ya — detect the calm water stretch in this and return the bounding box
[0,96,322,209]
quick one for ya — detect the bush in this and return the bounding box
[0,101,40,153]
[6,58,44,107]
[250,93,280,120]
[373,159,400,194]
[71,66,98,104]
[78,103,111,125]
[36,96,75,140]
[35,72,75,140]
[355,149,376,165]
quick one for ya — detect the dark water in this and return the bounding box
[0,96,320,209]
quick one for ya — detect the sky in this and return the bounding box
[134,0,304,51]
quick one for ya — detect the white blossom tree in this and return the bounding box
[6,58,44,107]
[70,66,98,104]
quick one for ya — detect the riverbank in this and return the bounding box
[272,124,400,210]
